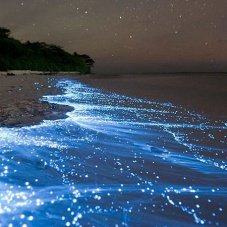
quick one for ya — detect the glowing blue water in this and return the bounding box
[0,79,226,226]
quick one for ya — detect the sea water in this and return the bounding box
[0,79,226,226]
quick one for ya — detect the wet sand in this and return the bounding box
[1,73,227,127]
[0,74,72,127]
[79,74,227,120]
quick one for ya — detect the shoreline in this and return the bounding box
[0,70,81,76]
[0,74,73,128]
[78,74,227,120]
[0,73,227,128]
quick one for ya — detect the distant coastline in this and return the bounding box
[1,71,227,78]
[0,70,81,76]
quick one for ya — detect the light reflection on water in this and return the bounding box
[0,79,226,226]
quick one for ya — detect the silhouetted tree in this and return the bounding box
[0,27,93,73]
[0,27,11,38]
[79,54,95,67]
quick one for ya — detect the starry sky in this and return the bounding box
[0,0,227,74]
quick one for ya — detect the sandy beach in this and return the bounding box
[0,73,227,127]
[0,74,72,127]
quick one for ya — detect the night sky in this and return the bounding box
[0,0,227,73]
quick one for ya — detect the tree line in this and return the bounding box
[0,27,94,74]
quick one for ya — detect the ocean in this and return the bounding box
[0,78,226,226]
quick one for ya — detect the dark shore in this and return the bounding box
[0,74,72,127]
[1,73,227,128]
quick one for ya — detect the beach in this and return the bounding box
[1,73,227,127]
[0,73,226,226]
[0,74,73,127]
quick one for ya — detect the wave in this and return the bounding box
[0,79,226,226]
